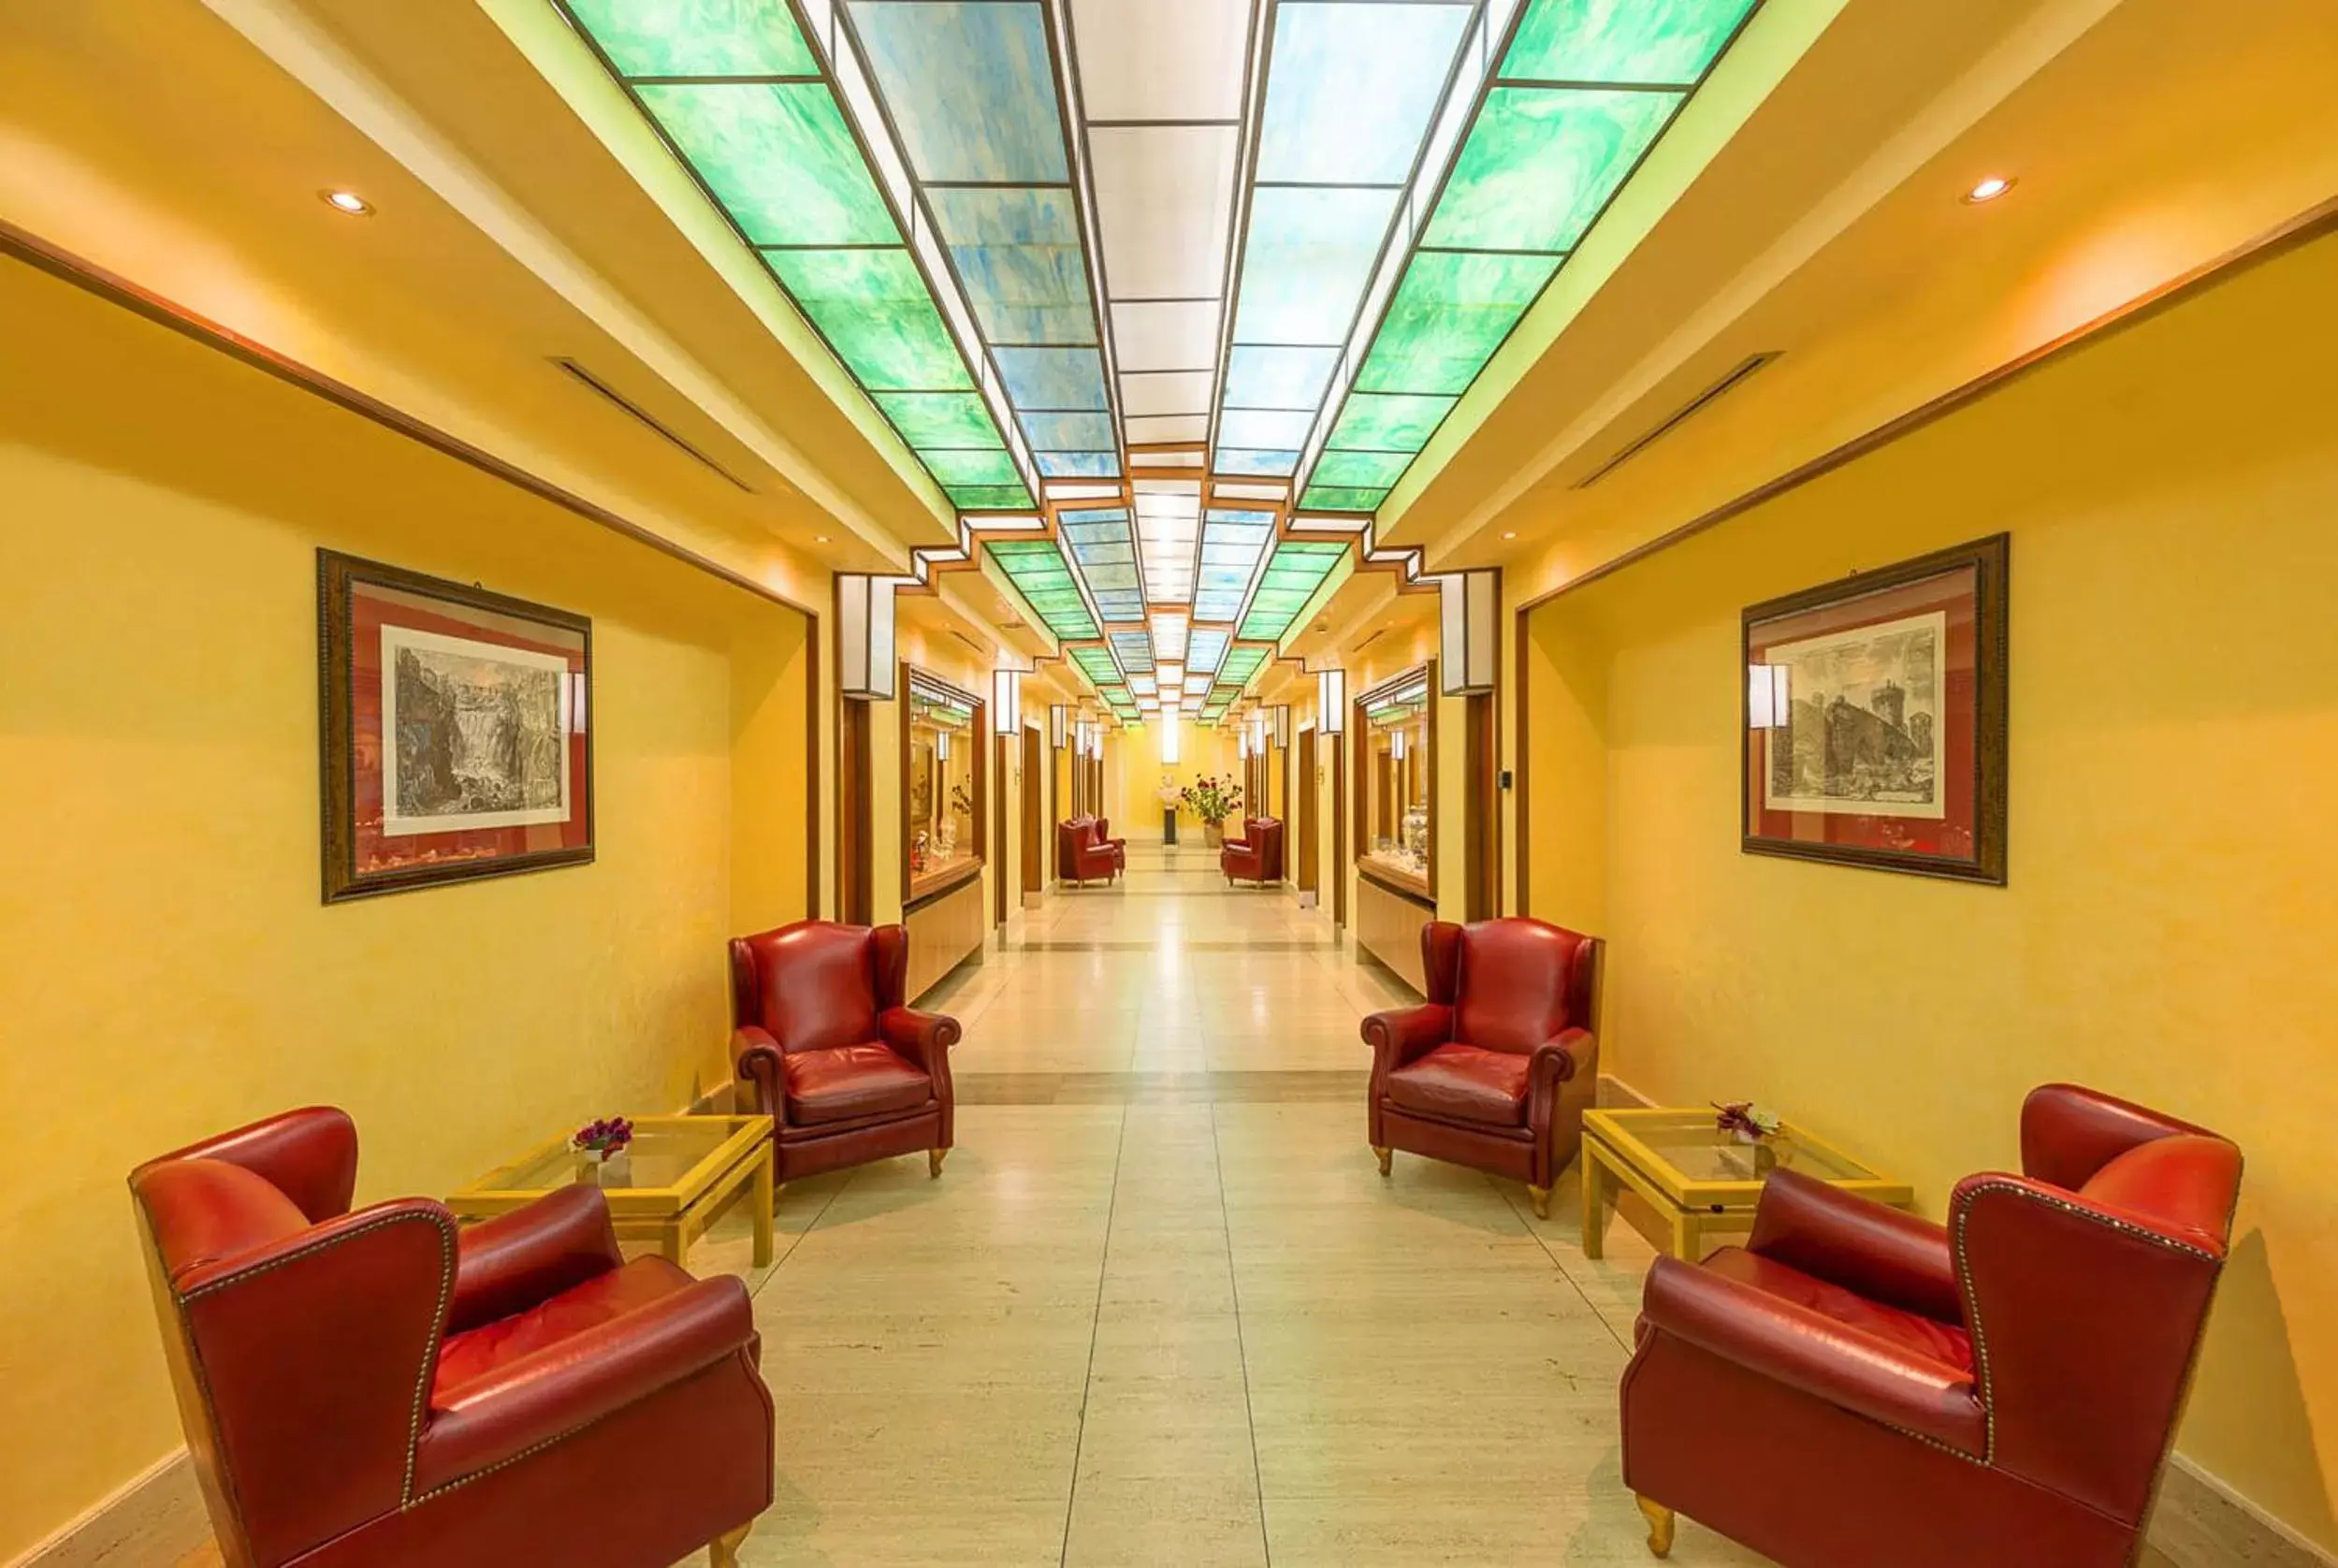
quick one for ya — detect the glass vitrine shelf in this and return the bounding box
[906,669,983,901]
[1358,668,1431,896]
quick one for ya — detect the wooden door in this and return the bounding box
[995,732,1009,926]
[1296,728,1318,895]
[1021,725,1043,899]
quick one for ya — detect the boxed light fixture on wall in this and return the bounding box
[1317,669,1345,733]
[1271,705,1291,750]
[1439,569,1499,695]
[994,669,1023,733]
[837,573,898,701]
[1050,704,1068,749]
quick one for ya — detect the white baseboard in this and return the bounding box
[7,1451,207,1568]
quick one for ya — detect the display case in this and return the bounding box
[1357,666,1432,897]
[903,667,984,903]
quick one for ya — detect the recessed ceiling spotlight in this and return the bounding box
[1961,175,2015,205]
[1502,530,1517,540]
[320,189,373,216]
[814,534,831,544]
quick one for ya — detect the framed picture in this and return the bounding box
[318,550,593,902]
[1741,534,2007,883]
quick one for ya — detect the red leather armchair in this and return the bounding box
[1361,917,1602,1217]
[1057,816,1123,886]
[1620,1084,2243,1568]
[731,920,960,1183]
[129,1108,774,1568]
[1221,817,1284,885]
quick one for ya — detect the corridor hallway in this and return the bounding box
[711,842,1756,1567]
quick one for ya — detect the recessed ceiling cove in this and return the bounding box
[553,0,1758,712]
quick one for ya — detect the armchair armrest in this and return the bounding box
[1640,1255,1984,1455]
[732,1024,786,1120]
[415,1273,756,1493]
[447,1185,622,1335]
[1525,1026,1597,1125]
[1749,1168,1962,1325]
[1360,1003,1454,1074]
[879,1005,962,1076]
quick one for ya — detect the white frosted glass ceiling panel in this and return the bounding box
[1111,301,1221,372]
[1070,0,1251,120]
[1122,370,1215,416]
[1125,414,1211,443]
[1256,3,1474,185]
[1089,125,1241,299]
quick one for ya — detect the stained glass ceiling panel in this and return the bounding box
[561,0,1039,515]
[1290,0,1759,514]
[1237,541,1345,641]
[989,539,1098,640]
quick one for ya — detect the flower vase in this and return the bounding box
[579,1150,632,1187]
[1204,820,1223,848]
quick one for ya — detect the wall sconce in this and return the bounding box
[1317,669,1345,734]
[1238,727,1251,760]
[1161,714,1182,764]
[935,729,950,762]
[1075,719,1093,756]
[1390,729,1407,761]
[1748,664,1792,730]
[1051,704,1067,748]
[993,669,1022,733]
[1271,705,1291,750]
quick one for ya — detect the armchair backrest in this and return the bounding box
[1092,817,1115,845]
[1422,918,1600,1053]
[1248,819,1284,878]
[730,920,908,1053]
[1953,1085,2241,1525]
[129,1110,457,1568]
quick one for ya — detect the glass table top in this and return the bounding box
[1587,1109,1887,1193]
[483,1117,757,1197]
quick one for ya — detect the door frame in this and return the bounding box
[1296,726,1319,897]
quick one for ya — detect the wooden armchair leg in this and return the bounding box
[1634,1497,1675,1559]
[711,1522,752,1567]
[929,1147,949,1178]
[1528,1183,1552,1220]
[1372,1145,1392,1177]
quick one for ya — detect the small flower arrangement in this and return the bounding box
[573,1116,634,1161]
[1179,775,1242,826]
[950,781,974,817]
[1713,1102,1780,1145]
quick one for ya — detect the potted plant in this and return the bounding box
[1180,775,1242,847]
[573,1115,635,1187]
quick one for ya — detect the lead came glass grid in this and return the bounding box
[988,539,1099,640]
[1292,0,1758,515]
[1236,541,1345,641]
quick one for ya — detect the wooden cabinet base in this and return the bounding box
[905,875,985,1000]
[1356,873,1434,994]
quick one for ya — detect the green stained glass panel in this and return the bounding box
[766,250,970,391]
[874,392,1001,448]
[923,449,1021,486]
[1311,450,1412,488]
[948,484,1035,510]
[1357,251,1559,395]
[1423,86,1678,254]
[639,82,897,246]
[1502,0,1756,85]
[568,0,817,78]
[1300,485,1391,511]
[1327,392,1457,453]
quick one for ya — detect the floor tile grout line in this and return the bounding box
[1489,1175,1634,1354]
[747,1167,857,1300]
[1057,1098,1132,1568]
[1208,1097,1275,1568]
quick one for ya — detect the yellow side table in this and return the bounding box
[449,1114,775,1269]
[1580,1108,1912,1263]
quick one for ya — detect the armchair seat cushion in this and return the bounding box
[1702,1246,1975,1373]
[433,1256,693,1403]
[1385,1042,1529,1127]
[784,1043,932,1125]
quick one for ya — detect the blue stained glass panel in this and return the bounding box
[1038,452,1120,477]
[1218,409,1315,450]
[1021,412,1115,451]
[1256,3,1474,184]
[847,2,1068,183]
[927,186,1097,346]
[1231,186,1400,346]
[995,347,1111,411]
[1225,345,1340,410]
[1213,448,1301,478]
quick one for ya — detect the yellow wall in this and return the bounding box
[1519,231,2338,1546]
[0,269,811,1561]
[1111,719,1242,846]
